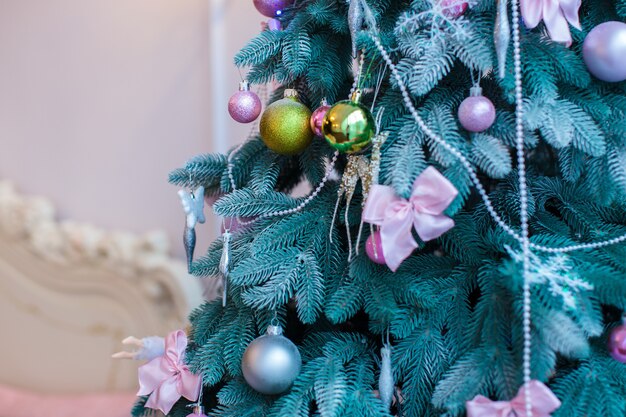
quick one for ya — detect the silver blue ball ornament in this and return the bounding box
[241,325,302,395]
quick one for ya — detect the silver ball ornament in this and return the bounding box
[583,21,626,83]
[241,325,301,395]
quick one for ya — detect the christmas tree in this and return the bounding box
[131,0,626,416]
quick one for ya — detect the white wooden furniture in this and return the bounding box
[0,181,213,394]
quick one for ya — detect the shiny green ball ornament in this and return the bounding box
[260,89,313,155]
[322,90,376,153]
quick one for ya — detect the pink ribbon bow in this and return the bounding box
[137,330,201,414]
[520,0,581,46]
[466,380,561,417]
[362,167,458,272]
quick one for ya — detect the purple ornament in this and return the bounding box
[310,100,331,137]
[458,87,496,133]
[440,0,468,18]
[609,324,626,363]
[583,21,626,83]
[253,0,294,17]
[366,231,386,265]
[228,81,262,124]
[267,18,282,31]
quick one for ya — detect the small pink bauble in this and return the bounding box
[458,87,496,133]
[228,81,262,124]
[253,0,294,17]
[366,231,386,265]
[608,324,626,363]
[441,0,468,18]
[310,101,331,137]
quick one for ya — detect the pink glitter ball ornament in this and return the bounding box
[228,81,262,124]
[365,231,386,265]
[458,86,496,133]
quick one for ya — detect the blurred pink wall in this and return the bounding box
[0,0,262,257]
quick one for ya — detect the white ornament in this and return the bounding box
[379,344,394,410]
[178,186,206,271]
[111,335,165,361]
[219,230,231,307]
[178,186,206,229]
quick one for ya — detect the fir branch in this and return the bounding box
[169,153,227,193]
[213,188,299,218]
[234,30,285,67]
[282,31,313,79]
[470,133,513,179]
[397,44,455,97]
[295,251,325,324]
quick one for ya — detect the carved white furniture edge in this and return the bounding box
[0,180,213,393]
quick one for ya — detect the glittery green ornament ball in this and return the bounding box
[260,90,313,155]
[322,90,375,154]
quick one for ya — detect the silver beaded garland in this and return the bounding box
[241,325,302,395]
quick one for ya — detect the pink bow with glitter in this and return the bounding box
[520,0,581,46]
[362,167,458,272]
[466,380,561,417]
[137,330,201,414]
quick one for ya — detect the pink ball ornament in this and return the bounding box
[441,0,468,18]
[228,81,262,124]
[458,87,496,133]
[583,21,626,83]
[253,0,294,17]
[608,324,626,363]
[366,231,386,265]
[310,99,331,137]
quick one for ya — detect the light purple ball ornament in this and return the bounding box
[310,99,331,137]
[366,231,386,265]
[608,324,626,363]
[253,0,294,17]
[583,21,626,83]
[228,81,262,124]
[458,86,496,133]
